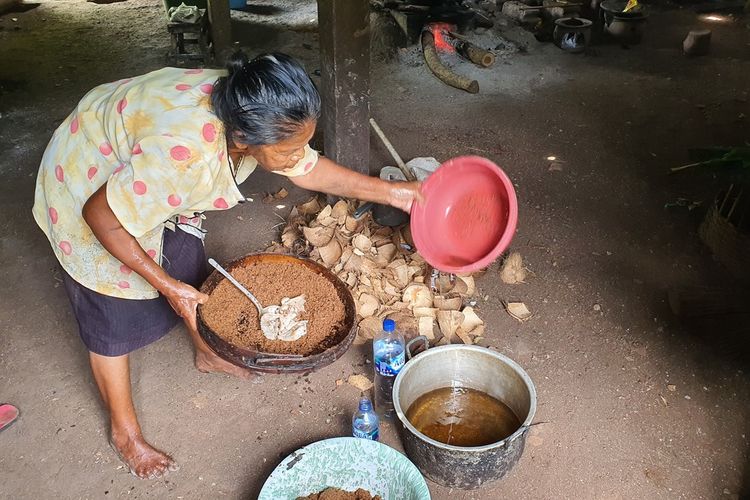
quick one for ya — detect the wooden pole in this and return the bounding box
[317,0,371,174]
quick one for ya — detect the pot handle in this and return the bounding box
[406,336,430,360]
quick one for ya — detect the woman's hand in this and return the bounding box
[163,280,209,333]
[388,181,423,213]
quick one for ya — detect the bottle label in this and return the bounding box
[375,352,405,377]
[353,427,379,441]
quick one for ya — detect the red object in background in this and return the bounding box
[410,156,518,274]
[425,22,457,53]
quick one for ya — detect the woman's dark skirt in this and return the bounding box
[62,227,208,357]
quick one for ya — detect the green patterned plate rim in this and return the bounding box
[258,437,431,500]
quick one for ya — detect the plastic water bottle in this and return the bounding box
[373,318,405,419]
[352,395,379,441]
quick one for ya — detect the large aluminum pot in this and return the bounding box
[392,344,536,489]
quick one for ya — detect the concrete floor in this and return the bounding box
[1,1,749,499]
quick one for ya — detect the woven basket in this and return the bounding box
[698,185,750,284]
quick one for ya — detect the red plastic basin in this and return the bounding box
[410,156,518,274]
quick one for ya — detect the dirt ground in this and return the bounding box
[1,0,749,499]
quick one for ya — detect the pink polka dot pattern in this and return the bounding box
[55,164,64,183]
[218,150,225,162]
[170,145,191,161]
[167,194,182,207]
[202,123,216,142]
[99,143,113,156]
[59,241,72,255]
[70,116,79,134]
[190,216,200,224]
[114,164,125,174]
[213,198,229,209]
[185,69,203,74]
[117,98,128,114]
[117,281,130,289]
[87,166,98,180]
[175,83,191,91]
[147,249,157,259]
[199,83,214,95]
[304,161,314,172]
[49,207,59,224]
[132,143,143,155]
[119,264,132,275]
[133,181,147,195]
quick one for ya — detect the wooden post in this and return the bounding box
[207,0,232,62]
[317,0,371,174]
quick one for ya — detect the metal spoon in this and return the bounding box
[207,258,308,343]
[208,258,264,317]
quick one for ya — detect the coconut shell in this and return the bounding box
[388,259,410,288]
[344,216,360,232]
[358,317,382,339]
[402,284,433,309]
[456,328,474,345]
[452,276,476,296]
[353,234,373,253]
[375,243,397,265]
[467,324,486,338]
[316,205,333,222]
[280,224,300,248]
[319,238,342,267]
[460,306,484,331]
[386,312,418,340]
[505,302,532,322]
[357,293,380,318]
[413,307,438,318]
[330,200,349,222]
[418,317,436,340]
[297,197,322,215]
[500,252,527,284]
[434,295,463,311]
[303,226,335,247]
[437,310,464,340]
[346,273,358,288]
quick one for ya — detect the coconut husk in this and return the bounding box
[467,324,485,338]
[433,273,455,294]
[316,204,333,221]
[330,200,349,223]
[375,243,397,265]
[418,317,436,340]
[319,238,342,267]
[357,293,380,318]
[353,234,373,253]
[413,307,438,318]
[461,306,484,331]
[281,224,301,248]
[403,284,433,309]
[437,310,464,340]
[386,312,418,340]
[346,273,358,288]
[436,336,450,346]
[297,197,322,215]
[303,226,335,247]
[456,328,474,345]
[403,225,414,246]
[358,316,382,339]
[344,253,363,272]
[505,302,532,322]
[382,279,401,298]
[344,216,360,232]
[500,252,527,284]
[452,276,476,296]
[347,374,373,391]
[388,259,409,288]
[434,295,463,311]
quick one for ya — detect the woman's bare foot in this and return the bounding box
[110,430,178,479]
[195,349,255,379]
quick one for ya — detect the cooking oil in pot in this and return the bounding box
[405,386,521,447]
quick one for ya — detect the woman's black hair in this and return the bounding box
[211,51,321,145]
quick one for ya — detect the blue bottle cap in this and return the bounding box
[383,319,396,332]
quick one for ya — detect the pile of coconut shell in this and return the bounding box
[264,196,486,346]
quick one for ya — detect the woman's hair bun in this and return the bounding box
[226,50,250,76]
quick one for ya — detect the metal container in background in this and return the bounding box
[392,345,537,489]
